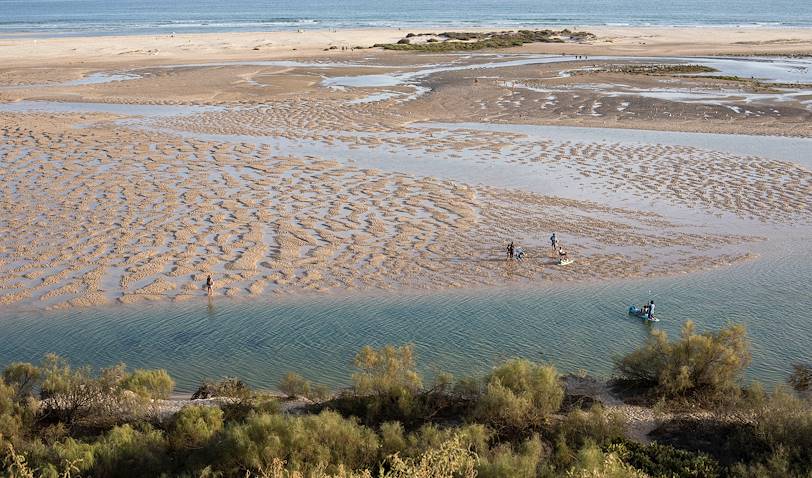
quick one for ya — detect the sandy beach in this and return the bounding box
[0,26,810,311]
[1,26,812,69]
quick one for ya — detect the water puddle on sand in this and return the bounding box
[0,72,141,90]
[321,54,812,105]
[0,100,223,116]
[416,121,812,168]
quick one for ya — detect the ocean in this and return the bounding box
[1,0,811,36]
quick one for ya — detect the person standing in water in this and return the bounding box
[206,274,213,296]
[647,300,655,320]
[550,233,558,254]
[507,241,514,260]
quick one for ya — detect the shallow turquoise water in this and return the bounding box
[2,239,809,393]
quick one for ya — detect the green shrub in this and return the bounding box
[789,363,812,394]
[121,369,174,400]
[473,359,563,432]
[405,423,490,458]
[35,437,96,478]
[728,448,797,478]
[751,387,812,473]
[477,435,545,478]
[192,377,251,400]
[558,405,626,450]
[92,424,168,478]
[380,421,407,456]
[219,411,380,475]
[614,321,751,401]
[351,344,423,423]
[0,383,23,444]
[39,355,140,428]
[169,405,223,450]
[566,444,647,478]
[3,363,41,401]
[352,345,422,397]
[308,384,332,402]
[608,440,721,478]
[383,434,477,478]
[279,372,311,398]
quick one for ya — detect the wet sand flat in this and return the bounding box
[1,31,810,312]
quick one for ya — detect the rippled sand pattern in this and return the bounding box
[0,113,757,310]
[159,102,812,224]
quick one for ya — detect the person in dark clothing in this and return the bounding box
[507,241,515,260]
[206,274,213,296]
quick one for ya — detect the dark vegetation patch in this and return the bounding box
[374,29,596,51]
[605,63,719,75]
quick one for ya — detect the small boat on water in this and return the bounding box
[628,305,659,322]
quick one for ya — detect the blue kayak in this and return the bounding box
[629,305,659,322]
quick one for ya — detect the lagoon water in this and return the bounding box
[2,237,810,393]
[2,0,812,36]
[0,93,810,392]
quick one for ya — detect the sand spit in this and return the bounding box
[0,112,763,311]
[1,27,811,69]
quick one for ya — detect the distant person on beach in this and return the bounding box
[507,241,514,260]
[206,274,213,296]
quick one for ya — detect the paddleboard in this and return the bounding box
[628,305,659,322]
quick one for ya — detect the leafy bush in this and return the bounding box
[169,405,224,450]
[219,411,380,475]
[39,355,142,428]
[608,440,721,478]
[0,383,24,447]
[473,359,564,432]
[789,363,812,394]
[405,423,490,458]
[192,377,251,400]
[351,344,423,423]
[279,372,311,398]
[352,344,422,397]
[566,444,647,478]
[31,437,96,478]
[383,434,477,478]
[92,424,168,478]
[121,369,174,400]
[558,405,626,450]
[477,435,545,478]
[3,363,41,401]
[614,321,751,401]
[751,387,812,473]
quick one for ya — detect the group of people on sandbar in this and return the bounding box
[506,241,526,260]
[550,233,570,264]
[505,233,570,264]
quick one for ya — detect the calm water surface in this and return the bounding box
[2,238,809,392]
